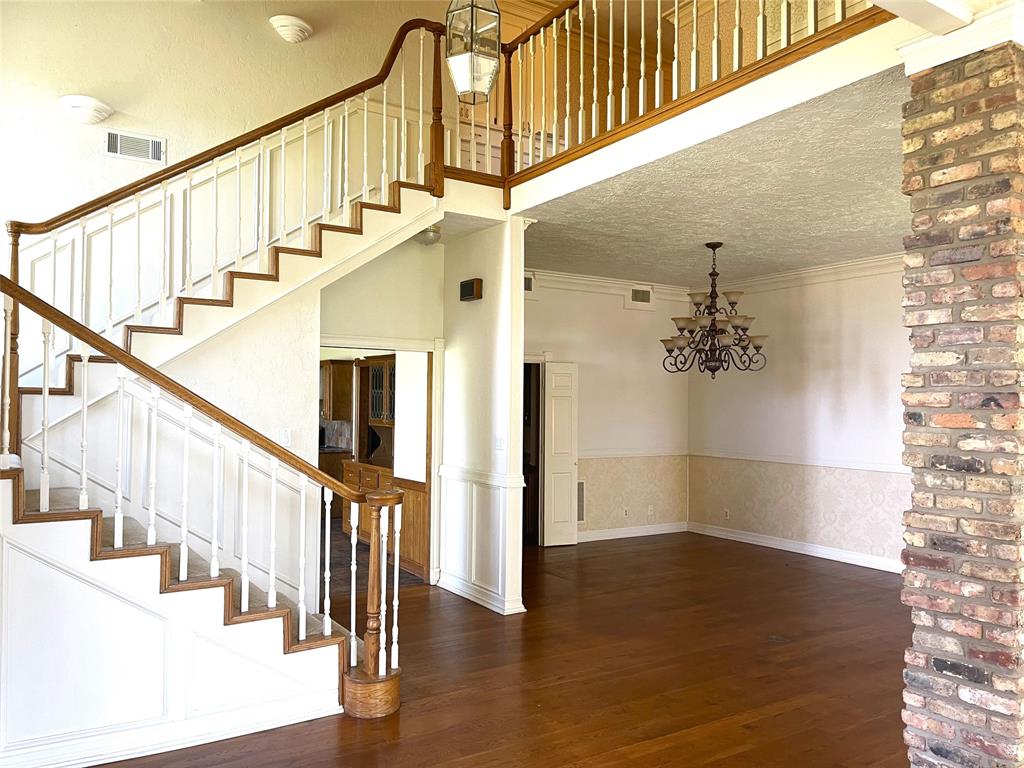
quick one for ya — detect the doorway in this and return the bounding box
[523,363,541,546]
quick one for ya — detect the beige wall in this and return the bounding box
[578,456,688,534]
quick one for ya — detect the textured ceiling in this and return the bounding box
[521,66,910,286]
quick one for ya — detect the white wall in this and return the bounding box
[439,219,526,615]
[687,256,909,567]
[394,351,429,484]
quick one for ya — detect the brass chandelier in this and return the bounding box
[661,242,767,379]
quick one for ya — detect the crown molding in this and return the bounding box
[718,252,904,294]
[528,269,694,302]
[898,0,1024,74]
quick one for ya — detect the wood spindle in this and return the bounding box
[780,0,791,48]
[418,30,426,184]
[690,0,699,92]
[179,404,192,582]
[39,320,52,512]
[240,439,251,612]
[363,501,382,676]
[430,30,445,197]
[323,487,333,636]
[268,457,278,609]
[390,503,402,669]
[733,0,742,72]
[298,474,309,641]
[756,0,767,59]
[501,49,515,180]
[378,504,389,677]
[210,423,222,577]
[349,499,359,668]
[0,292,11,468]
[621,0,629,123]
[78,349,90,510]
[712,0,721,82]
[113,364,126,548]
[146,383,158,545]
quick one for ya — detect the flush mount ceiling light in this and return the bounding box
[413,224,442,246]
[660,242,768,379]
[58,95,114,124]
[269,15,313,43]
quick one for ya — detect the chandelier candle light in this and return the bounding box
[661,242,767,379]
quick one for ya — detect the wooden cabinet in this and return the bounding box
[364,356,395,427]
[320,360,353,421]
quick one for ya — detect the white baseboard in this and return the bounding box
[577,522,689,542]
[686,523,904,574]
[437,572,526,615]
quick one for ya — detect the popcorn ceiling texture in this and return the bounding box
[521,67,908,286]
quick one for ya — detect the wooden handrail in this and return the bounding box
[6,18,445,237]
[0,275,367,505]
[502,0,578,53]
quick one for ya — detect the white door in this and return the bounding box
[542,362,579,546]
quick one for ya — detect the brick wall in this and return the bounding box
[901,43,1024,768]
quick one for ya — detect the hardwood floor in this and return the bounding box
[107,533,909,767]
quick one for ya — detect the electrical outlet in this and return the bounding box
[281,428,292,447]
[624,507,629,518]
[723,509,731,520]
[647,504,655,520]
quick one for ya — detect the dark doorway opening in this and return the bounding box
[523,363,541,547]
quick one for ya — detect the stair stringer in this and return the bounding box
[0,473,343,768]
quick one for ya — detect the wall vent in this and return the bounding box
[524,273,535,292]
[625,285,656,311]
[630,287,652,303]
[577,481,585,522]
[105,130,166,164]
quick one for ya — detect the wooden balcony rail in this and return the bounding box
[499,0,895,190]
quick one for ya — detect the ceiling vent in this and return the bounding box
[105,130,166,164]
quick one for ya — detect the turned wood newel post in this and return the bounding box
[500,47,514,210]
[430,30,446,198]
[362,500,383,677]
[6,223,20,455]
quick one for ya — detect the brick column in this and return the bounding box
[901,43,1024,767]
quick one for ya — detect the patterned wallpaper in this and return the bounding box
[578,456,689,531]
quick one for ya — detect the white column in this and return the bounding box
[390,503,402,669]
[39,321,53,512]
[78,350,90,510]
[323,487,333,636]
[179,405,192,581]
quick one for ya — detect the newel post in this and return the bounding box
[362,500,383,676]
[5,224,20,456]
[500,47,514,209]
[430,30,446,198]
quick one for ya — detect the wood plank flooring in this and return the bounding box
[106,533,909,768]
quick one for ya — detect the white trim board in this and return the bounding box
[686,523,904,574]
[687,451,910,476]
[578,522,689,542]
[437,572,527,615]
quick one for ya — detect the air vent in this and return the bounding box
[524,273,535,292]
[631,287,652,303]
[577,481,585,522]
[625,285,656,311]
[105,130,166,164]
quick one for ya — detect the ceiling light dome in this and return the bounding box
[270,15,313,44]
[58,95,114,124]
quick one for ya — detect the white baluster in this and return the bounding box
[565,10,572,147]
[78,349,90,510]
[146,383,158,545]
[240,439,251,611]
[757,0,767,59]
[578,1,585,143]
[529,36,535,166]
[134,195,142,321]
[470,94,477,169]
[0,296,11,469]
[185,170,195,295]
[418,30,425,184]
[378,504,389,677]
[298,474,308,641]
[106,208,114,336]
[301,119,309,243]
[323,487,333,636]
[455,102,463,168]
[79,219,88,326]
[640,0,647,115]
[179,404,192,582]
[380,82,389,202]
[655,0,663,109]
[39,321,52,512]
[211,160,220,297]
[836,0,845,23]
[362,93,370,202]
[673,0,680,99]
[259,137,268,272]
[210,423,222,577]
[807,0,818,37]
[733,0,742,72]
[516,47,523,171]
[691,0,699,91]
[342,101,351,226]
[622,0,629,123]
[113,365,126,548]
[485,93,492,174]
[712,0,721,82]
[607,1,614,130]
[235,150,242,270]
[268,458,279,608]
[160,182,169,323]
[390,503,402,669]
[323,108,332,223]
[780,0,791,48]
[592,0,598,137]
[279,128,288,244]
[551,22,558,157]
[400,49,407,183]
[349,499,359,667]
